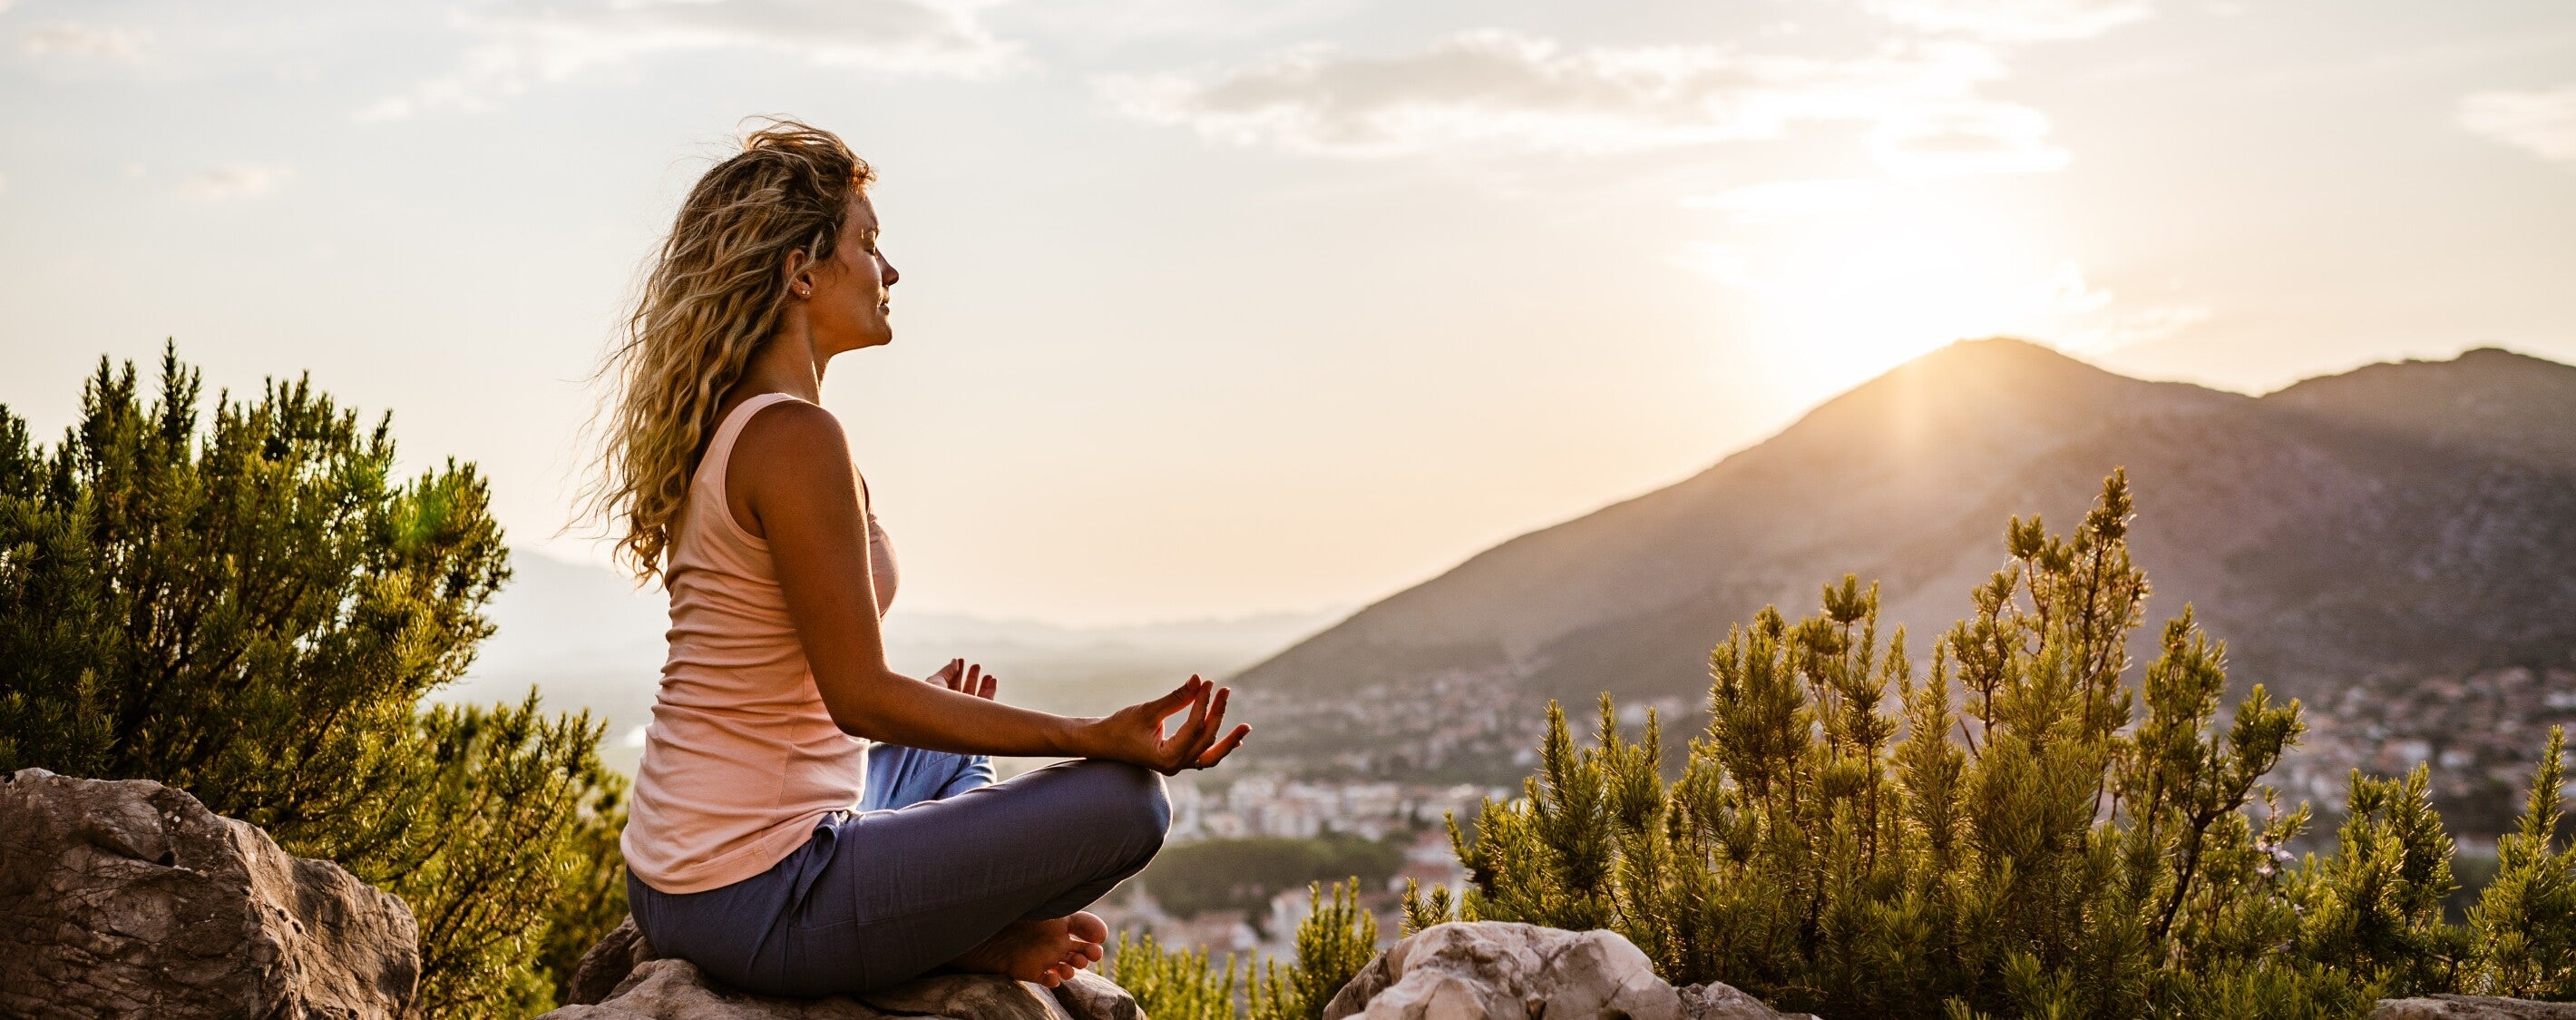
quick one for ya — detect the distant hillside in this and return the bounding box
[442,548,1342,771]
[1231,340,2576,793]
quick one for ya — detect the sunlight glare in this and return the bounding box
[1689,196,2129,402]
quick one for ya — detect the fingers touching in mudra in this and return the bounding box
[914,660,1247,773]
[928,658,998,701]
[1098,675,1250,774]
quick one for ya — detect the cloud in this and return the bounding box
[1020,0,1363,44]
[2038,261,2208,352]
[21,22,142,60]
[1099,28,2064,173]
[1857,0,2152,43]
[1685,178,1884,223]
[361,0,1024,121]
[2458,84,2576,163]
[178,163,294,201]
[1869,102,2068,175]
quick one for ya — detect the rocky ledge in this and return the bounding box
[2373,998,2576,1018]
[1312,921,2576,1020]
[550,915,1139,1020]
[8,766,2576,1020]
[0,768,422,1019]
[1322,921,1810,1020]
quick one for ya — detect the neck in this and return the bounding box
[745,316,830,401]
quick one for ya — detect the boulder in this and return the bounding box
[568,916,662,1005]
[1319,922,1812,1020]
[2373,996,2576,1019]
[1676,982,1820,1020]
[1322,921,1682,1020]
[546,922,1140,1020]
[0,768,420,1020]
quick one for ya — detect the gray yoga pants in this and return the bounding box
[626,746,1171,997]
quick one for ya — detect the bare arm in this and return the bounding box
[735,399,1249,770]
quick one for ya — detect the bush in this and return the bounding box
[0,347,624,1017]
[1408,471,2576,1018]
[1110,931,1243,1020]
[1117,878,1380,1020]
[2471,726,2576,998]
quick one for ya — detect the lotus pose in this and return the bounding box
[584,121,1249,997]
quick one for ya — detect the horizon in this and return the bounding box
[5,0,2571,627]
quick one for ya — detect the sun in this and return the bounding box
[1693,197,2108,401]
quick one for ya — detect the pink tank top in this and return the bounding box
[622,392,899,894]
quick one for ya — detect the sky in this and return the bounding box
[1,0,2571,627]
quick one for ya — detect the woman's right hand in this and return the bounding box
[1081,675,1251,774]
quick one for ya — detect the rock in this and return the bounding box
[0,767,420,1020]
[1676,982,1819,1020]
[1320,921,1683,1020]
[860,971,1068,1020]
[541,959,903,1020]
[544,947,1141,1020]
[570,916,662,1005]
[1047,973,1144,1020]
[2372,996,2576,1019]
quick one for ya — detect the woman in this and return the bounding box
[584,120,1250,997]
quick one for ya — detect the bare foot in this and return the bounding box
[1066,910,1107,947]
[949,912,1107,987]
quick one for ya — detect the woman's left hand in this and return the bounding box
[927,658,998,701]
[1078,676,1251,775]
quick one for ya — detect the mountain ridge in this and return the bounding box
[1231,339,2576,782]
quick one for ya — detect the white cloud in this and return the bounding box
[178,163,294,201]
[2039,261,2207,351]
[1858,0,2152,43]
[1019,0,1363,44]
[361,0,1024,122]
[1869,102,2068,176]
[2459,84,2576,163]
[1099,29,2062,173]
[21,22,142,60]
[1685,178,1884,223]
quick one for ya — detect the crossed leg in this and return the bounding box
[857,743,1147,987]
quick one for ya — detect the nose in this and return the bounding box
[881,257,899,289]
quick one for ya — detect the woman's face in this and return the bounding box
[805,192,899,353]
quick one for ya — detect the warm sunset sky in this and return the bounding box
[2,0,2571,625]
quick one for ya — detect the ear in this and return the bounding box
[782,247,815,298]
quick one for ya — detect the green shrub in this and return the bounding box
[2470,726,2576,998]
[1111,931,1242,1020]
[0,347,623,1017]
[1118,878,1380,1020]
[1409,471,2574,1018]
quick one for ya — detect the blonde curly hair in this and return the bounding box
[581,120,874,580]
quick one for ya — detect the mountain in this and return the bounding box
[1229,340,2576,792]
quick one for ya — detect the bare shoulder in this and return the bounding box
[734,397,848,465]
[727,397,860,538]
